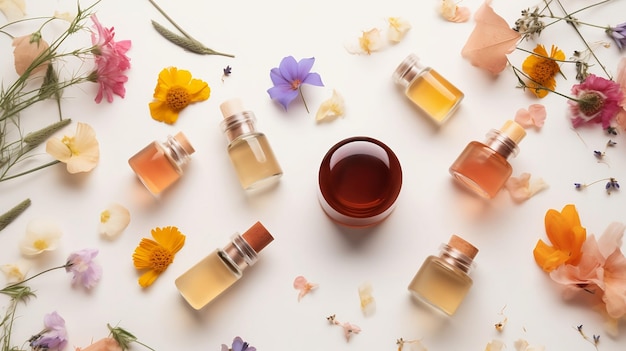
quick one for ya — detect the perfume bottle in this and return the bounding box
[219,98,283,190]
[175,221,274,310]
[408,235,478,315]
[449,120,526,199]
[393,53,464,125]
[128,131,195,195]
[318,136,403,228]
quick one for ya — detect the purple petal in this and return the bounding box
[302,72,324,87]
[269,67,291,87]
[66,248,102,289]
[296,57,316,78]
[277,56,300,82]
[267,85,299,110]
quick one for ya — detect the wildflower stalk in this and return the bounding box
[0,198,30,232]
[107,324,156,351]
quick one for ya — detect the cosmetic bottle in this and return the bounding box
[318,136,402,228]
[219,98,283,190]
[408,235,478,316]
[393,53,464,125]
[449,120,526,199]
[128,132,195,195]
[175,221,274,310]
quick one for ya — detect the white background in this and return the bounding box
[1,0,626,350]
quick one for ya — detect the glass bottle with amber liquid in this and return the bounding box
[408,235,478,315]
[219,98,283,190]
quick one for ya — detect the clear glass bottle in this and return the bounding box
[317,136,403,228]
[175,221,274,310]
[393,53,464,125]
[449,120,526,199]
[220,98,283,190]
[128,131,195,195]
[408,235,478,316]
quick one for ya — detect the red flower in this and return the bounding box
[568,74,624,129]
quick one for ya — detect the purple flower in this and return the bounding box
[607,22,626,50]
[29,311,68,351]
[220,337,256,351]
[66,248,102,289]
[568,74,624,129]
[267,56,324,112]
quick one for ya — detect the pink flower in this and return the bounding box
[66,248,102,289]
[568,74,624,129]
[615,57,626,131]
[89,14,131,103]
[550,222,626,319]
[75,338,122,351]
[293,275,318,301]
[12,33,50,77]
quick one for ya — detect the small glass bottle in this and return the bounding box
[449,120,526,199]
[393,53,464,125]
[318,136,403,228]
[128,131,195,195]
[408,235,478,316]
[175,221,274,310]
[219,98,283,190]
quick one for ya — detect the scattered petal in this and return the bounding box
[440,0,471,23]
[387,17,412,42]
[358,282,376,316]
[19,218,62,256]
[99,203,131,239]
[485,339,505,351]
[513,339,545,351]
[75,337,123,351]
[505,172,548,202]
[341,322,361,342]
[345,28,385,55]
[293,275,318,301]
[0,260,31,284]
[45,122,100,174]
[514,104,547,129]
[316,89,345,123]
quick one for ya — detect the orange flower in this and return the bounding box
[533,204,587,272]
[132,226,185,287]
[522,44,565,98]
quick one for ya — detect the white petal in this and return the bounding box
[99,203,131,239]
[19,218,62,256]
[1,260,31,283]
[0,0,26,22]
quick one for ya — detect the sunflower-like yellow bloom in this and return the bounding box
[522,44,565,98]
[148,67,210,124]
[132,226,185,287]
[533,204,587,272]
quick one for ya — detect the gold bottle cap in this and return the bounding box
[220,98,245,119]
[242,221,274,253]
[448,235,478,259]
[173,131,195,155]
[499,120,526,145]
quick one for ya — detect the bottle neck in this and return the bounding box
[163,135,192,170]
[439,244,475,274]
[219,233,259,274]
[220,111,258,143]
[393,54,429,88]
[483,129,520,159]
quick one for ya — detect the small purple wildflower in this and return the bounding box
[606,177,620,194]
[607,22,626,50]
[65,248,102,289]
[221,337,256,351]
[29,311,68,351]
[267,56,324,112]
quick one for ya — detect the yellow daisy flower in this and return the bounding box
[132,226,185,288]
[148,67,210,124]
[521,44,565,98]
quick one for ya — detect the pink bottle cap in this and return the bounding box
[174,131,195,155]
[499,120,526,145]
[242,221,274,253]
[448,235,478,259]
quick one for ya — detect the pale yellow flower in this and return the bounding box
[358,282,376,316]
[387,17,411,43]
[1,260,31,283]
[46,122,100,173]
[440,0,471,23]
[19,218,62,256]
[316,89,345,123]
[99,203,131,239]
[53,11,75,22]
[0,0,26,22]
[358,28,383,54]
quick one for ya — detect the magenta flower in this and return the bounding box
[607,22,626,50]
[29,311,68,351]
[89,14,131,103]
[65,248,102,289]
[267,56,324,112]
[568,74,624,129]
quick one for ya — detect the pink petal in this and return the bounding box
[515,104,547,129]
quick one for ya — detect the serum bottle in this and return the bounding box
[175,221,274,310]
[128,132,195,195]
[408,235,478,316]
[393,53,464,125]
[220,98,283,190]
[449,120,526,199]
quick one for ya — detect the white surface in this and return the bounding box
[1,0,625,350]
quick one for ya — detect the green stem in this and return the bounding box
[147,0,194,40]
[299,87,310,113]
[0,160,61,183]
[0,264,68,293]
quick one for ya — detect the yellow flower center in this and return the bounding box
[149,246,174,273]
[33,239,49,251]
[100,210,111,223]
[531,58,560,82]
[61,136,79,155]
[166,86,191,111]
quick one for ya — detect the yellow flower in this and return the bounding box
[132,226,185,288]
[148,67,210,124]
[522,44,565,98]
[533,204,587,272]
[45,122,100,174]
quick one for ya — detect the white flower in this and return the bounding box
[358,282,376,316]
[19,218,62,256]
[387,17,412,43]
[316,89,345,123]
[99,203,131,239]
[1,260,31,283]
[345,28,385,55]
[0,0,26,22]
[504,173,548,203]
[46,122,100,174]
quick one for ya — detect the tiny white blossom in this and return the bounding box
[99,203,131,239]
[1,260,31,283]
